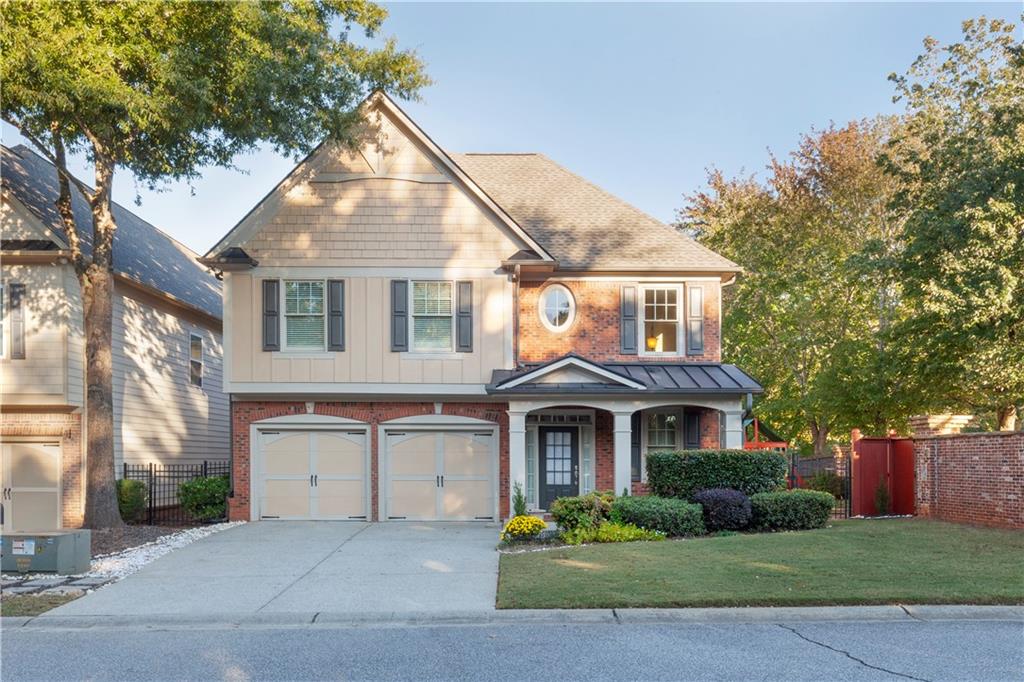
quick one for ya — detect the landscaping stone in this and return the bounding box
[1,586,38,595]
[21,578,66,587]
[38,587,85,597]
[68,577,109,587]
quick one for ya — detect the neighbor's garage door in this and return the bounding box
[385,430,495,521]
[258,430,367,520]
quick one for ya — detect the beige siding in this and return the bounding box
[112,285,229,466]
[227,272,510,385]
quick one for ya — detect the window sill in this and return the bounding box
[400,352,465,361]
[272,351,340,359]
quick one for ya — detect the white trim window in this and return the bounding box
[411,281,454,352]
[538,284,575,332]
[645,410,680,453]
[189,333,203,387]
[283,280,325,350]
[641,285,681,355]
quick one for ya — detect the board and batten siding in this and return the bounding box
[226,272,511,386]
[112,285,229,467]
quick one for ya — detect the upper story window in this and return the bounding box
[284,280,325,350]
[189,333,203,387]
[641,286,681,355]
[539,284,575,332]
[412,281,453,352]
[646,411,679,452]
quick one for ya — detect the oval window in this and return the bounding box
[539,284,575,332]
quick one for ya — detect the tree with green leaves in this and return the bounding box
[1,0,428,527]
[883,16,1024,430]
[682,120,912,455]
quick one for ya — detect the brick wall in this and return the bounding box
[230,401,509,521]
[0,411,83,527]
[518,279,721,363]
[914,431,1023,529]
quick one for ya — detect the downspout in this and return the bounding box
[512,264,521,369]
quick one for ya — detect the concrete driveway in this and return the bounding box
[48,522,499,617]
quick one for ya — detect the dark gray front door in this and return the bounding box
[539,427,578,509]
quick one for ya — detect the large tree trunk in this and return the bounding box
[996,405,1017,432]
[81,150,122,529]
[809,420,830,458]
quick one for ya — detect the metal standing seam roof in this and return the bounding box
[488,360,763,395]
[1,144,222,320]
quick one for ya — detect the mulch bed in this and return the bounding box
[89,525,183,558]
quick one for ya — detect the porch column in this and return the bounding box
[612,411,633,496]
[508,410,528,518]
[723,409,744,449]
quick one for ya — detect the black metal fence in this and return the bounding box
[787,453,851,518]
[122,460,230,526]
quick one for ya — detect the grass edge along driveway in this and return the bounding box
[497,519,1024,609]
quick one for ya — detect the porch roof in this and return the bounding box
[487,355,763,396]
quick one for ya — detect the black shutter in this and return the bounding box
[620,285,638,354]
[684,410,701,449]
[327,280,345,351]
[456,281,472,353]
[687,286,704,354]
[9,283,25,359]
[262,280,280,351]
[390,280,409,352]
[631,412,642,482]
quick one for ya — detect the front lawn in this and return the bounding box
[0,593,80,617]
[497,519,1024,608]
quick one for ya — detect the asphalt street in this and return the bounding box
[3,617,1022,681]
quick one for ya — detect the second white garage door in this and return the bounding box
[258,430,368,520]
[384,430,495,521]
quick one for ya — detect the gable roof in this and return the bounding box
[2,145,222,320]
[450,153,739,272]
[493,353,648,391]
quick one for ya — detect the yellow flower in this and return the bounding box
[500,514,547,541]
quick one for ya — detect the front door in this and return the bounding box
[539,427,578,510]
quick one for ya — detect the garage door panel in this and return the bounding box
[315,433,364,476]
[263,479,311,518]
[389,479,437,519]
[442,434,491,477]
[442,480,492,520]
[317,480,365,518]
[263,434,310,476]
[389,434,436,476]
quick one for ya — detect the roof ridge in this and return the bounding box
[458,152,539,156]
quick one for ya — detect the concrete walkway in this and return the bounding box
[46,522,500,617]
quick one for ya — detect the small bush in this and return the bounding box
[117,479,147,522]
[611,496,705,537]
[501,514,547,542]
[874,481,892,516]
[692,488,752,531]
[512,482,528,517]
[549,491,615,531]
[646,450,787,500]
[806,471,845,499]
[178,475,229,521]
[750,489,835,530]
[561,522,665,546]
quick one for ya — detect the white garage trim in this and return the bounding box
[250,415,370,521]
[380,414,496,427]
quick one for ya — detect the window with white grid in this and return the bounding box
[412,281,453,352]
[284,280,325,350]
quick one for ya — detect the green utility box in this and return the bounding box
[1,530,92,575]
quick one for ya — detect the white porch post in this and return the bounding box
[613,411,633,496]
[723,409,744,449]
[508,410,528,518]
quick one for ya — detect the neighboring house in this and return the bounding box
[0,144,229,531]
[203,92,762,523]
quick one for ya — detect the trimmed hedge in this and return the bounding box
[561,522,665,546]
[692,488,752,531]
[550,491,615,531]
[611,495,705,537]
[117,479,147,523]
[647,449,787,500]
[178,475,229,521]
[750,490,835,531]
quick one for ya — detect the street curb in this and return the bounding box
[8,604,1022,630]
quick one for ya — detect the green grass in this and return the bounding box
[497,519,1024,609]
[0,593,80,617]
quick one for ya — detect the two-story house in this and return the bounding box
[1,144,230,531]
[203,93,762,523]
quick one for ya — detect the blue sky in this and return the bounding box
[3,2,1020,254]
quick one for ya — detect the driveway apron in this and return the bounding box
[47,522,499,617]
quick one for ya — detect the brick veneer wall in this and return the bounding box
[0,411,83,527]
[913,431,1023,529]
[518,279,721,363]
[230,401,510,521]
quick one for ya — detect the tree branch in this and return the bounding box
[51,124,88,275]
[3,115,96,202]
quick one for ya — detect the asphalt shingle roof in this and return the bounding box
[2,145,222,319]
[450,153,739,272]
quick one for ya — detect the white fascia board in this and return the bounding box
[497,357,647,390]
[226,382,490,396]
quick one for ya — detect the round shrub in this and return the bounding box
[178,475,229,521]
[646,450,787,500]
[611,495,705,536]
[117,479,147,522]
[500,514,547,542]
[549,491,614,531]
[750,489,835,531]
[692,488,752,531]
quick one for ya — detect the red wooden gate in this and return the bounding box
[851,437,915,516]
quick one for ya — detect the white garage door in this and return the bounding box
[258,430,368,520]
[384,430,495,521]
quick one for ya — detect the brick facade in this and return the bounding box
[518,279,721,364]
[0,411,83,528]
[913,431,1023,529]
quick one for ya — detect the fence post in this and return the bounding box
[148,462,155,525]
[203,460,208,478]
